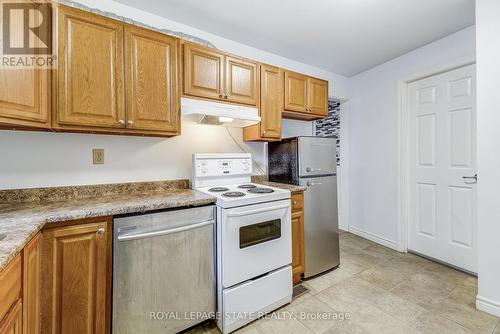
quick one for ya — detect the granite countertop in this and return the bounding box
[256,181,307,193]
[0,188,216,272]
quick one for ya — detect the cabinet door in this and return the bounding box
[57,6,125,129]
[291,211,305,284]
[225,56,259,106]
[0,2,50,129]
[125,26,179,133]
[308,78,328,116]
[41,219,112,334]
[284,71,308,113]
[259,65,282,139]
[0,300,22,334]
[183,43,224,100]
[23,233,41,334]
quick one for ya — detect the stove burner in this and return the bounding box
[238,184,257,189]
[247,187,275,194]
[208,187,229,192]
[222,191,246,198]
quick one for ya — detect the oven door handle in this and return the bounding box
[117,220,214,242]
[226,203,290,217]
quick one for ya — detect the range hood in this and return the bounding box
[181,97,260,127]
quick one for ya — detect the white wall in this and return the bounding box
[347,26,476,247]
[475,0,500,317]
[0,0,347,190]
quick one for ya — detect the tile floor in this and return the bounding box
[186,232,499,334]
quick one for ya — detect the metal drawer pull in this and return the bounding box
[117,220,214,242]
[307,181,323,187]
[306,167,323,172]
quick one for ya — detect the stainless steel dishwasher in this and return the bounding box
[112,205,215,334]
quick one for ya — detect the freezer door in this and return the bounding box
[299,175,340,277]
[298,137,337,177]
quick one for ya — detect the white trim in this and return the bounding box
[348,226,399,251]
[476,295,500,317]
[397,55,476,252]
[338,101,350,231]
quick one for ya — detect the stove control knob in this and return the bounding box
[201,161,207,166]
[243,166,249,171]
[201,167,208,173]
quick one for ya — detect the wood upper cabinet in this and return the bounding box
[243,64,282,141]
[41,218,112,334]
[284,70,329,120]
[284,71,308,113]
[183,43,225,100]
[125,25,179,134]
[225,56,259,106]
[23,233,41,334]
[0,300,22,334]
[308,78,328,116]
[56,6,125,129]
[291,191,305,284]
[0,1,50,129]
[183,43,259,106]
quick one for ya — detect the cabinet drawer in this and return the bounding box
[0,255,21,322]
[291,192,304,212]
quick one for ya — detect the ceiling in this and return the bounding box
[114,0,475,77]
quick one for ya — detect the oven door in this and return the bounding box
[219,199,291,288]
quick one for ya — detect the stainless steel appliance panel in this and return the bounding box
[113,206,216,334]
[299,175,340,277]
[298,137,337,177]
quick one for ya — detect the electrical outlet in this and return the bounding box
[93,149,104,165]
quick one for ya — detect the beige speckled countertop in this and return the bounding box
[255,181,307,193]
[0,187,215,272]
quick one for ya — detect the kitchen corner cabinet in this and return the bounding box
[284,71,328,120]
[291,191,305,284]
[183,43,259,106]
[54,5,179,137]
[243,64,282,141]
[41,218,112,334]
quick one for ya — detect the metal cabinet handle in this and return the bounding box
[219,94,223,98]
[128,120,134,126]
[97,227,106,234]
[293,201,297,205]
[307,181,323,187]
[462,174,477,184]
[306,167,323,173]
[118,119,125,125]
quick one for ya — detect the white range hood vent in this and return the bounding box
[181,97,260,127]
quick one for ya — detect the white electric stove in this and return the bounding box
[192,153,292,334]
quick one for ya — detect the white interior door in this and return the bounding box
[408,64,477,273]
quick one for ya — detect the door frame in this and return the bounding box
[397,56,476,252]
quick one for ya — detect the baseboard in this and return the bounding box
[476,295,500,317]
[347,226,399,251]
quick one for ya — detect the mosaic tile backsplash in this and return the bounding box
[315,99,341,165]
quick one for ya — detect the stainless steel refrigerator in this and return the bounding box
[268,136,340,278]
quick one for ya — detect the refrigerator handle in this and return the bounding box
[306,181,323,187]
[306,167,323,173]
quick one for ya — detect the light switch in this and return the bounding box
[93,149,104,165]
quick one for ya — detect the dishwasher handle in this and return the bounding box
[117,219,214,242]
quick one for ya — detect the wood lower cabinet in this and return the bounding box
[243,64,282,141]
[41,218,112,334]
[0,256,21,327]
[23,233,41,334]
[0,300,22,334]
[56,6,125,130]
[125,25,180,134]
[284,71,328,120]
[291,191,305,284]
